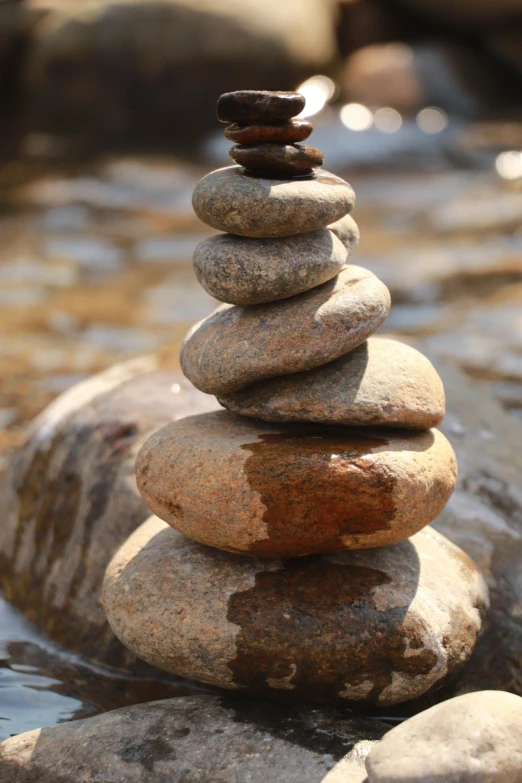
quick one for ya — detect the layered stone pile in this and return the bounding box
[103,91,488,707]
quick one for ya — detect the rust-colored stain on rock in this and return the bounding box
[226,557,438,703]
[240,429,396,556]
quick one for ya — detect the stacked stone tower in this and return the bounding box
[103,91,488,708]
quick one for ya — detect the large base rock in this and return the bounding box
[0,352,218,666]
[0,695,388,783]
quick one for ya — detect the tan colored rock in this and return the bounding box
[192,165,355,237]
[136,410,457,556]
[193,229,348,306]
[103,519,488,705]
[366,690,522,783]
[181,266,390,395]
[328,212,360,251]
[0,695,388,783]
[219,338,445,429]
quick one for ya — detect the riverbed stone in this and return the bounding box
[225,119,313,144]
[329,212,360,251]
[217,90,306,123]
[365,690,522,783]
[0,696,388,783]
[181,266,390,394]
[230,143,324,177]
[103,518,487,705]
[192,165,355,237]
[193,229,348,305]
[136,410,457,556]
[219,338,445,428]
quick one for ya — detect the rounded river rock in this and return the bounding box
[181,266,391,395]
[136,410,457,556]
[366,690,522,783]
[230,143,323,177]
[217,90,306,123]
[329,212,360,251]
[103,518,488,706]
[193,229,348,305]
[192,165,355,237]
[225,120,313,145]
[219,338,445,429]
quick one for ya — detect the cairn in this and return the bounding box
[103,91,488,707]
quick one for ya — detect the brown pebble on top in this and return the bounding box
[225,120,313,145]
[230,143,324,178]
[217,90,306,124]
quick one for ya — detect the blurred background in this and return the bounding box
[0,0,521,739]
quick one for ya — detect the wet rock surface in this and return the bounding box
[220,338,445,429]
[103,519,487,705]
[136,410,457,556]
[366,690,522,783]
[0,695,388,783]
[192,166,355,237]
[181,266,390,394]
[193,228,347,305]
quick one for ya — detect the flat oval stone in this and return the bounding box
[217,90,305,123]
[136,411,457,556]
[193,229,348,306]
[181,266,390,394]
[366,691,522,783]
[329,213,360,251]
[103,518,488,705]
[219,338,445,429]
[230,144,323,178]
[225,120,313,145]
[192,165,355,237]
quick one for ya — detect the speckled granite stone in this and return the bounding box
[0,695,388,783]
[193,229,347,305]
[103,518,488,705]
[136,410,457,556]
[217,90,305,123]
[219,338,445,428]
[230,143,323,177]
[181,266,390,395]
[366,691,522,783]
[225,120,313,145]
[329,213,360,251]
[192,166,355,237]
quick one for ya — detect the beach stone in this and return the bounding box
[329,212,360,251]
[181,266,390,394]
[219,338,445,429]
[136,410,457,556]
[103,518,487,705]
[193,229,348,305]
[366,690,522,783]
[224,119,313,144]
[217,90,305,123]
[230,143,324,177]
[0,696,388,783]
[192,165,355,237]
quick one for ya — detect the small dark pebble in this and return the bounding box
[224,120,313,145]
[230,143,324,178]
[217,91,306,124]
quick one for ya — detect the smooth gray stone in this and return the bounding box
[0,696,388,783]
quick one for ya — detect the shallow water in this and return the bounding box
[0,113,521,737]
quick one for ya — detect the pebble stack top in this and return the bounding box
[103,90,488,710]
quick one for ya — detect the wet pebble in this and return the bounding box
[217,90,305,123]
[230,143,324,178]
[136,410,457,556]
[224,119,313,145]
[103,517,487,705]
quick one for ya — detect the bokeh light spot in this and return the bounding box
[297,76,336,118]
[374,107,403,133]
[416,107,448,134]
[340,103,373,132]
[496,151,522,180]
